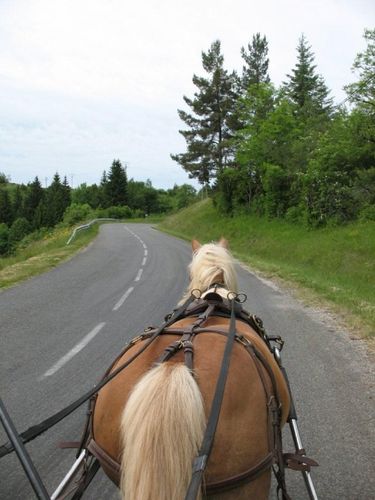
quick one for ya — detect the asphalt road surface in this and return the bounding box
[1,223,374,500]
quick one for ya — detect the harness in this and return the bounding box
[85,290,294,499]
[0,289,317,499]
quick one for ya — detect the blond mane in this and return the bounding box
[180,241,238,304]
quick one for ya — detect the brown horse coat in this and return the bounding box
[89,313,290,498]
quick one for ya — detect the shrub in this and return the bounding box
[63,203,93,226]
[9,217,32,247]
[96,205,133,219]
[359,204,375,221]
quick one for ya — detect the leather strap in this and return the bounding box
[185,298,237,500]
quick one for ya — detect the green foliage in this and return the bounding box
[283,34,333,118]
[23,177,44,228]
[241,33,270,89]
[71,183,101,208]
[0,172,10,184]
[171,40,238,185]
[0,188,13,225]
[171,32,374,227]
[96,205,133,219]
[345,28,375,110]
[104,159,128,207]
[0,223,9,255]
[9,217,32,247]
[63,203,93,225]
[42,173,71,227]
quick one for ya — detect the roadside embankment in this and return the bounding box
[159,198,375,340]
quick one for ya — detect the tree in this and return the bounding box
[105,160,128,206]
[345,28,375,111]
[0,223,9,255]
[23,177,44,226]
[43,173,69,227]
[241,33,270,90]
[0,172,10,184]
[284,35,333,119]
[12,185,26,220]
[171,40,238,185]
[72,183,101,208]
[0,188,13,225]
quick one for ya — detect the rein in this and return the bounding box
[0,293,197,459]
[185,295,237,500]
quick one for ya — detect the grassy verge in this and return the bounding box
[160,199,375,339]
[0,224,100,289]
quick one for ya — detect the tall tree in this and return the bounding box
[171,40,238,185]
[23,177,44,225]
[344,28,375,111]
[105,160,128,206]
[284,34,333,118]
[43,173,68,227]
[241,33,270,90]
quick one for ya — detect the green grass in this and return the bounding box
[160,199,375,339]
[0,224,100,289]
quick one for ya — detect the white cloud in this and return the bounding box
[0,0,373,187]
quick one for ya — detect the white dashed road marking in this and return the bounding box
[41,225,149,378]
[112,286,135,311]
[42,322,106,377]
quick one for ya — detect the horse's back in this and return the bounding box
[91,316,289,496]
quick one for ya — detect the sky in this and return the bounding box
[0,0,373,189]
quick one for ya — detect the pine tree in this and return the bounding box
[171,40,238,185]
[105,160,128,206]
[62,176,71,210]
[241,33,270,90]
[284,35,333,118]
[24,177,44,225]
[43,173,67,227]
[12,185,25,220]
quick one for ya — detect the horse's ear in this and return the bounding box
[192,239,201,252]
[219,237,229,249]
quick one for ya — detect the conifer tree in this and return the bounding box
[24,177,44,225]
[241,33,270,90]
[12,185,25,220]
[43,173,67,227]
[171,40,238,185]
[284,34,333,118]
[105,160,128,206]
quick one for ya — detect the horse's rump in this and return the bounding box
[89,315,289,494]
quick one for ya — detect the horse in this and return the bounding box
[87,239,290,499]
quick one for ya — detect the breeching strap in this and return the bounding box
[185,297,237,500]
[0,294,197,459]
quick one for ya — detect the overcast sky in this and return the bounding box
[0,0,373,189]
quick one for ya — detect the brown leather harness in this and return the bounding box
[83,291,298,499]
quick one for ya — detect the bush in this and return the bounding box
[9,217,32,247]
[63,203,93,226]
[359,204,375,221]
[96,205,133,219]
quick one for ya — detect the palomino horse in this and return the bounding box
[87,239,290,499]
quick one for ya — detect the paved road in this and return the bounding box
[0,223,374,499]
